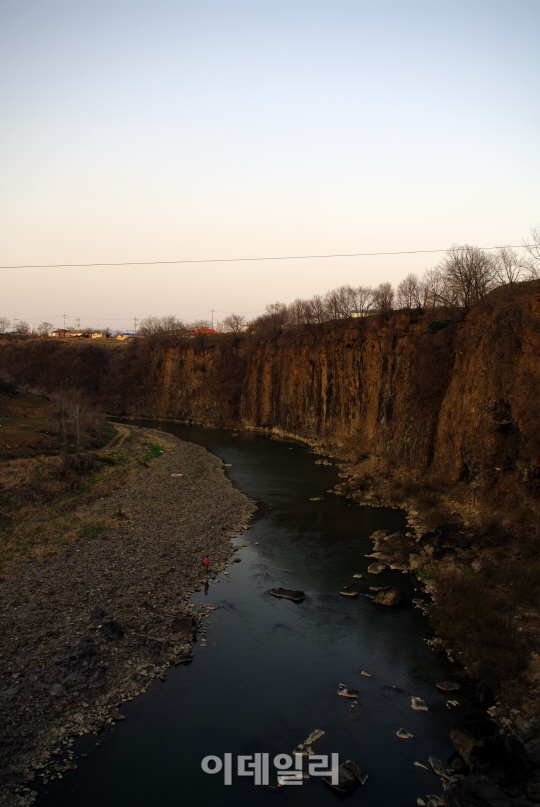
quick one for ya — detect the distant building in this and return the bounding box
[49,329,69,337]
[192,328,218,334]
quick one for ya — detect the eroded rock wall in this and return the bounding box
[1,285,539,489]
[124,288,540,488]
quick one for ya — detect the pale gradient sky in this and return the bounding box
[1,0,538,331]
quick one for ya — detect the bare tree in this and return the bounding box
[37,321,54,335]
[493,246,527,286]
[352,285,374,314]
[372,282,394,313]
[0,317,10,333]
[223,313,246,334]
[139,315,185,337]
[287,299,313,326]
[14,320,30,335]
[433,244,497,308]
[422,267,446,310]
[524,227,540,263]
[309,295,328,324]
[251,302,290,337]
[523,228,540,279]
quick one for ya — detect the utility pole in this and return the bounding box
[134,316,138,333]
[63,313,66,329]
[211,309,214,329]
[76,318,80,331]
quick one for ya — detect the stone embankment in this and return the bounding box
[0,429,255,806]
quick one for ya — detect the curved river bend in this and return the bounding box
[40,423,475,807]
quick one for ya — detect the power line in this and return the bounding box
[0,244,530,270]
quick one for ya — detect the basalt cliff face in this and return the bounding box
[111,285,540,492]
[2,284,540,492]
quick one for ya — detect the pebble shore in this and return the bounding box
[0,429,255,806]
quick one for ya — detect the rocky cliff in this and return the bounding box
[113,284,540,494]
[1,283,539,494]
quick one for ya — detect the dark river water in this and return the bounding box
[39,423,475,807]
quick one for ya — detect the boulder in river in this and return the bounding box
[337,685,359,699]
[269,587,305,602]
[436,681,460,692]
[343,759,368,784]
[367,562,386,574]
[411,696,428,711]
[397,728,413,739]
[428,757,447,777]
[322,763,357,793]
[339,579,361,597]
[369,587,403,606]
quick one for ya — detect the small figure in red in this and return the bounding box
[204,554,210,572]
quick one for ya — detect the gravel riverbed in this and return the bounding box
[0,429,255,806]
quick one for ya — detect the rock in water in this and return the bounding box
[322,764,357,793]
[303,729,325,745]
[372,587,402,606]
[411,696,429,711]
[428,757,447,777]
[344,760,369,785]
[337,686,360,699]
[367,562,385,574]
[436,681,460,692]
[339,579,361,597]
[269,587,305,602]
[397,729,413,739]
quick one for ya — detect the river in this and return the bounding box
[39,423,475,807]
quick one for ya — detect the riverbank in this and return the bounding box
[0,428,255,807]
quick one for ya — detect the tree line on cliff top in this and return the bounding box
[6,235,537,342]
[134,231,540,341]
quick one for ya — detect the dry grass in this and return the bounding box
[0,417,172,572]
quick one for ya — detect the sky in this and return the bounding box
[1,0,539,331]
